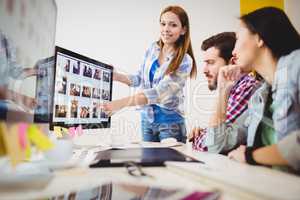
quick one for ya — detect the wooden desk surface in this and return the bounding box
[0,141,299,200]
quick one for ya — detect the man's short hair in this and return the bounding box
[201,32,236,63]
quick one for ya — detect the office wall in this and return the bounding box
[55,0,300,142]
[285,0,300,33]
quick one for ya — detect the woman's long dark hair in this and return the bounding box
[240,7,300,59]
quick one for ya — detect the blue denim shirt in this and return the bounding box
[0,31,24,116]
[146,59,183,123]
[272,49,300,140]
[128,42,193,123]
[0,31,23,86]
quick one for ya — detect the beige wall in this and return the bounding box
[285,0,300,33]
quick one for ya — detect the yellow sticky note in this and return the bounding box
[240,0,284,15]
[0,124,7,156]
[0,122,25,167]
[53,126,68,138]
[27,124,53,151]
[25,143,31,160]
[54,126,63,138]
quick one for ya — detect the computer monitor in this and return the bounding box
[34,57,55,123]
[50,46,113,130]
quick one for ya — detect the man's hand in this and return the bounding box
[228,145,246,163]
[188,127,205,141]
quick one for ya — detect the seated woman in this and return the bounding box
[225,7,300,173]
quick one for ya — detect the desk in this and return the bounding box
[0,140,299,200]
[170,146,300,200]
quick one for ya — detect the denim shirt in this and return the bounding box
[128,42,193,123]
[246,82,271,146]
[272,49,300,140]
[0,31,23,86]
[272,49,300,173]
[277,130,300,172]
[205,49,300,152]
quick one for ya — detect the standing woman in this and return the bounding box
[101,5,197,142]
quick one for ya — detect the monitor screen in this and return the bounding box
[34,56,55,123]
[50,46,113,129]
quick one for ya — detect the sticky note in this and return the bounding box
[27,124,53,151]
[18,123,31,160]
[25,142,31,160]
[76,125,83,136]
[0,122,25,167]
[53,126,68,138]
[0,124,6,156]
[68,127,76,138]
[68,125,83,138]
[54,126,63,138]
[18,123,28,150]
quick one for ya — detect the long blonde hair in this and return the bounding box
[159,5,197,78]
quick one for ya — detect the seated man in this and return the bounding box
[189,32,260,153]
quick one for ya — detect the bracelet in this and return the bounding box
[245,147,259,165]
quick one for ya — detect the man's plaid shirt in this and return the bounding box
[193,74,259,151]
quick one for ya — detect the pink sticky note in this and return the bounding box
[18,123,28,150]
[76,125,83,136]
[68,127,76,138]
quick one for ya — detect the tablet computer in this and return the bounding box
[89,147,202,167]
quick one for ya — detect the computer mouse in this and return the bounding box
[160,137,177,144]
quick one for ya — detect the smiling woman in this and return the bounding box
[100,5,197,143]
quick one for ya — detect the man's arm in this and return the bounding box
[209,65,240,126]
[209,87,230,126]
